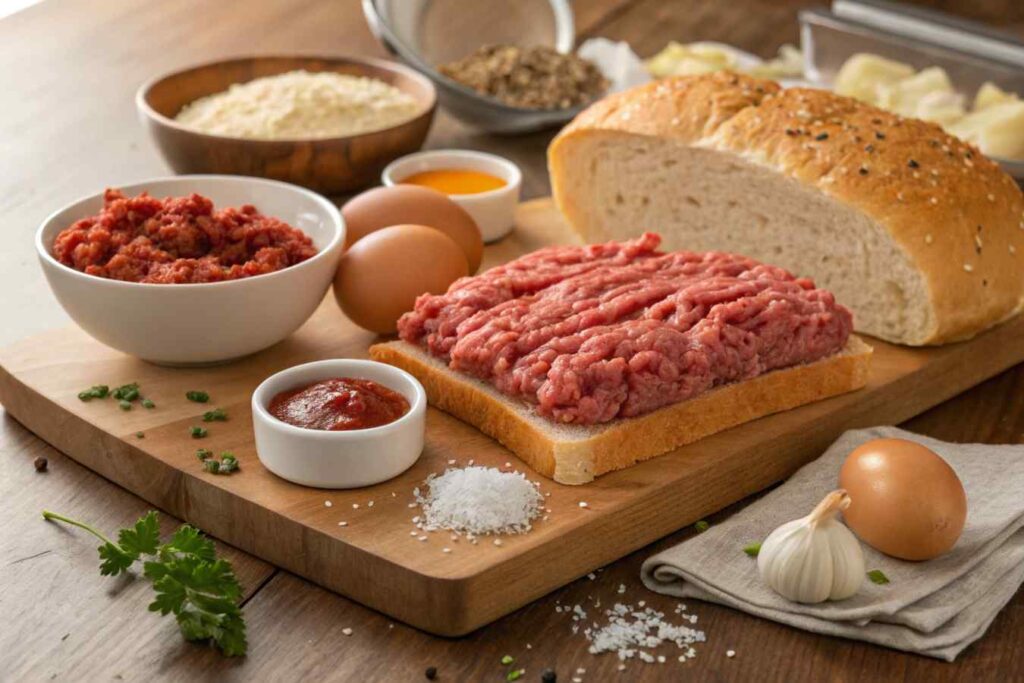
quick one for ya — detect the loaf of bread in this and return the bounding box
[370,337,871,485]
[548,72,1024,345]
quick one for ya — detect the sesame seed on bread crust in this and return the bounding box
[550,72,1024,345]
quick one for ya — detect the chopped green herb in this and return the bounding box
[743,542,762,557]
[189,426,208,439]
[694,520,710,533]
[198,451,240,475]
[77,385,110,401]
[202,408,228,422]
[186,391,210,403]
[142,399,155,409]
[507,670,524,681]
[867,569,890,585]
[500,655,514,666]
[218,453,239,473]
[112,383,140,401]
[119,400,132,411]
[41,509,246,655]
[135,432,145,439]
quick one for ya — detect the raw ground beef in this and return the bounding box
[398,232,852,425]
[52,189,317,283]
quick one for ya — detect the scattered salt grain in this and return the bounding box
[726,650,736,658]
[617,584,626,594]
[368,501,374,507]
[588,573,597,581]
[342,628,353,636]
[413,466,544,536]
[494,539,503,547]
[448,459,456,465]
[418,535,427,542]
[338,521,347,527]
[579,501,589,509]
[324,501,333,508]
[443,547,452,554]
[352,503,360,509]
[579,602,706,664]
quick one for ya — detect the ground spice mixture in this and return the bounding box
[438,45,607,110]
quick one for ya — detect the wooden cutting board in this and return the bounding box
[3,198,1024,636]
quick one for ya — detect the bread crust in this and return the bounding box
[549,72,1024,345]
[370,336,872,485]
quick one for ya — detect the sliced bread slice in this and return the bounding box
[369,336,873,485]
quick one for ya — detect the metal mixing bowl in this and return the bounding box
[362,0,582,134]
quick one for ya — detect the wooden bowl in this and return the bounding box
[137,55,437,195]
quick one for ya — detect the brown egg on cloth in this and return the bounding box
[839,438,967,561]
[334,224,468,334]
[341,185,483,272]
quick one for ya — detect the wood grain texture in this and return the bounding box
[139,55,436,194]
[0,412,275,679]
[2,0,1024,680]
[3,197,1024,641]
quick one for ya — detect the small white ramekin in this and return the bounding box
[251,359,426,489]
[382,149,521,243]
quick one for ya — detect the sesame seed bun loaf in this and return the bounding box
[549,72,1024,345]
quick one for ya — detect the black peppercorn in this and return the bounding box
[34,456,48,472]
[875,131,885,140]
[425,666,438,680]
[908,159,919,169]
[541,669,557,683]
[814,132,828,141]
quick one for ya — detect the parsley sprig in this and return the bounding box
[41,509,247,656]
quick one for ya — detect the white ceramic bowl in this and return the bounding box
[382,149,521,242]
[36,175,345,365]
[251,359,426,488]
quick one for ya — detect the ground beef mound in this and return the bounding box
[398,232,853,425]
[52,189,318,283]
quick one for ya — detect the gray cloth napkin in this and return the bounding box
[641,426,1024,661]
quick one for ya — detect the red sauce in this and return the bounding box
[52,189,317,284]
[268,377,410,431]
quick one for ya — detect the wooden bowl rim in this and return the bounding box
[136,54,438,145]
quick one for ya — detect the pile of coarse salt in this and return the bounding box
[414,466,544,536]
[581,602,705,664]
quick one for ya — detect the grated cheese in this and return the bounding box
[175,70,420,140]
[413,466,544,536]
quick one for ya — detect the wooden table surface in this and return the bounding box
[2,1,1022,680]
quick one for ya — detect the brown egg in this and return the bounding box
[341,185,483,272]
[839,438,967,561]
[334,224,468,334]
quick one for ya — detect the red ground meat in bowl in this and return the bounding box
[36,175,345,365]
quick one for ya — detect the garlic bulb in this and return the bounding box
[757,489,865,603]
